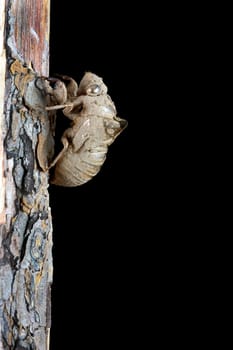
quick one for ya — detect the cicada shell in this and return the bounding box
[46,72,127,186]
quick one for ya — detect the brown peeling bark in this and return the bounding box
[0,1,52,349]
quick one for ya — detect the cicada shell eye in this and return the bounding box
[86,84,101,96]
[78,72,108,96]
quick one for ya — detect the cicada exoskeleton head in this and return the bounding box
[77,72,108,96]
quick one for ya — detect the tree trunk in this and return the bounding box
[0,1,52,349]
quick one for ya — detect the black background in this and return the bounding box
[49,2,145,348]
[47,2,189,348]
[42,3,207,347]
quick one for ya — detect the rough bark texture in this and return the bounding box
[0,1,52,349]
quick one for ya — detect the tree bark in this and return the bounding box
[0,1,52,349]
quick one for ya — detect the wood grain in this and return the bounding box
[12,0,50,76]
